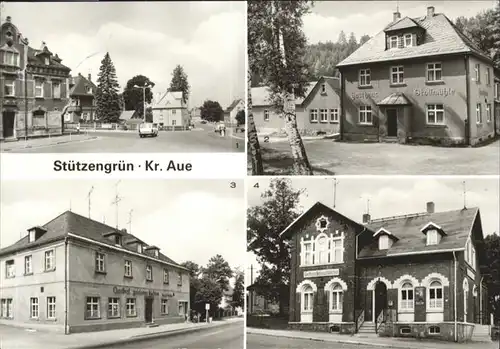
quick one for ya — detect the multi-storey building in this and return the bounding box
[252,76,341,136]
[223,98,244,126]
[336,6,497,146]
[0,16,71,141]
[63,73,97,124]
[282,201,490,342]
[151,91,189,129]
[0,211,190,334]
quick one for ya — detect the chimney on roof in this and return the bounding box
[393,11,401,22]
[6,16,12,22]
[121,228,127,233]
[427,6,435,18]
[362,213,371,224]
[426,202,435,214]
[88,73,92,82]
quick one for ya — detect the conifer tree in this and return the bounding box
[169,65,190,104]
[95,53,122,122]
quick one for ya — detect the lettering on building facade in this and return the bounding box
[112,286,175,298]
[478,89,489,97]
[413,87,455,97]
[303,268,340,278]
[351,91,379,100]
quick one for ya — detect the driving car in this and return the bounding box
[139,123,159,138]
[214,121,226,132]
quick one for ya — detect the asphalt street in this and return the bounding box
[247,333,373,349]
[100,321,244,349]
[8,125,244,153]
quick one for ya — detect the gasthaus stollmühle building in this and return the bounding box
[281,201,490,342]
[336,6,498,146]
[0,211,190,334]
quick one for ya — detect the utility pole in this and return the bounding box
[87,186,94,218]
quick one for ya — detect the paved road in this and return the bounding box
[101,321,243,349]
[247,333,372,349]
[7,125,244,153]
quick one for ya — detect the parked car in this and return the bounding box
[139,123,158,138]
[200,120,207,124]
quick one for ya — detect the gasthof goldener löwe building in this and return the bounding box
[336,6,499,146]
[0,211,190,334]
[281,201,491,342]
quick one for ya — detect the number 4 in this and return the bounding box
[253,183,259,188]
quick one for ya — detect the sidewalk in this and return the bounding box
[247,327,498,349]
[258,133,339,143]
[0,134,98,152]
[0,318,242,349]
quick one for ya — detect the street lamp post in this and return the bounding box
[133,84,152,122]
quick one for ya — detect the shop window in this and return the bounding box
[400,326,411,334]
[33,110,46,128]
[309,109,318,123]
[429,326,440,334]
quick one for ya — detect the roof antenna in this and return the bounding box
[333,178,339,208]
[396,0,399,13]
[462,181,467,209]
[367,198,370,215]
[111,180,122,229]
[87,186,94,218]
[127,209,134,233]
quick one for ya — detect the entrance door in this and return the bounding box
[145,297,153,323]
[2,111,15,138]
[386,109,398,137]
[374,282,387,323]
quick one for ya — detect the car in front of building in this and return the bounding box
[138,123,159,138]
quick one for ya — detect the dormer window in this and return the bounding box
[27,226,47,243]
[28,230,35,243]
[389,36,398,49]
[154,250,159,258]
[379,235,389,250]
[403,34,413,47]
[86,86,92,94]
[426,229,439,245]
[137,244,143,253]
[44,57,49,65]
[420,222,446,246]
[114,235,121,245]
[373,228,397,250]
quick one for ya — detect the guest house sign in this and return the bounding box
[304,268,340,278]
[113,286,175,298]
[351,91,379,100]
[413,87,455,97]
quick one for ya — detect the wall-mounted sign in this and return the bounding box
[415,286,425,306]
[414,87,455,97]
[467,268,475,280]
[351,91,379,100]
[113,286,174,298]
[479,90,489,97]
[304,268,339,278]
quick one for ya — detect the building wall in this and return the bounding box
[289,207,358,326]
[0,241,66,332]
[341,55,469,145]
[66,240,189,332]
[152,108,189,127]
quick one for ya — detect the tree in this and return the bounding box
[337,30,347,45]
[95,52,122,122]
[360,34,371,45]
[122,75,155,119]
[490,0,500,69]
[200,100,224,122]
[232,269,244,309]
[247,178,305,315]
[169,65,190,104]
[181,261,201,310]
[203,254,233,292]
[248,0,314,175]
[192,276,223,319]
[235,109,245,126]
[247,67,264,174]
[484,233,500,323]
[455,9,496,57]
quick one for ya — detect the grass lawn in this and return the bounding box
[248,139,500,175]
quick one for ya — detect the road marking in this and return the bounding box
[3,137,100,152]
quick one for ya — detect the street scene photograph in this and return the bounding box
[0,1,245,153]
[247,0,500,175]
[246,177,500,349]
[0,179,245,349]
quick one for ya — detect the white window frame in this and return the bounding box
[426,62,442,82]
[427,230,439,245]
[310,109,318,123]
[4,80,15,97]
[146,265,153,281]
[303,241,313,265]
[35,80,44,98]
[400,282,414,311]
[53,82,61,99]
[300,232,345,266]
[95,252,105,272]
[161,299,169,314]
[126,298,137,317]
[320,109,328,123]
[330,284,343,311]
[24,255,32,274]
[475,64,480,83]
[426,104,445,125]
[476,103,482,124]
[390,66,404,84]
[302,285,314,312]
[264,109,269,122]
[137,244,143,253]
[486,104,491,123]
[108,297,120,318]
[86,297,100,319]
[359,105,373,125]
[163,268,169,284]
[44,250,55,271]
[28,230,35,243]
[428,281,443,311]
[389,35,398,49]
[5,260,15,278]
[379,235,389,250]
[30,297,39,319]
[359,69,371,86]
[403,34,413,47]
[463,278,469,317]
[3,51,19,66]
[486,68,491,85]
[44,57,49,65]
[47,296,56,319]
[124,260,132,277]
[329,108,339,123]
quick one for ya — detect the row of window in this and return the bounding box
[262,108,340,124]
[3,79,63,98]
[300,233,345,266]
[3,50,53,67]
[0,297,55,320]
[358,63,493,87]
[302,283,344,312]
[476,103,493,124]
[5,249,55,278]
[388,33,416,49]
[378,229,441,250]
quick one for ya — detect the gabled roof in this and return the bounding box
[152,91,185,109]
[27,45,71,72]
[373,227,398,240]
[226,99,244,112]
[359,207,479,258]
[251,81,317,107]
[0,211,186,270]
[69,74,96,97]
[377,92,412,106]
[384,16,421,32]
[119,110,136,121]
[337,13,492,67]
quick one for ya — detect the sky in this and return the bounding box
[0,179,246,279]
[304,1,496,44]
[246,177,500,286]
[0,1,245,109]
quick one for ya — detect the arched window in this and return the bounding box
[330,283,343,311]
[463,278,469,317]
[400,282,414,310]
[317,235,328,264]
[303,285,314,312]
[429,280,443,309]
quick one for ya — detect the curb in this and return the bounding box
[68,321,238,349]
[1,137,98,152]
